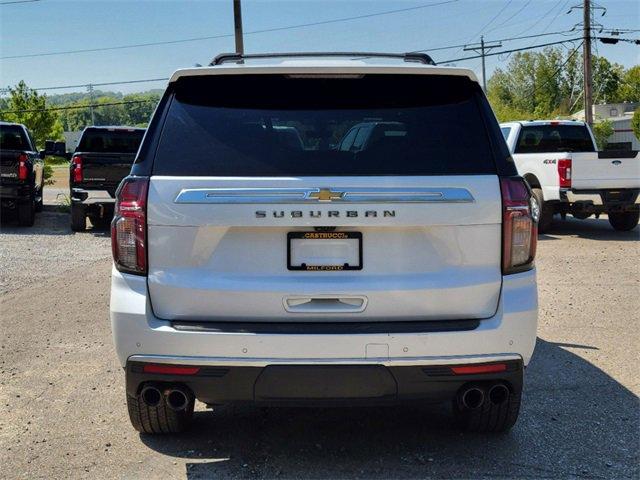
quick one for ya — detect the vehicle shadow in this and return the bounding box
[539,215,639,242]
[140,339,639,479]
[0,209,110,237]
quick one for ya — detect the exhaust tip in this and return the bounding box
[165,388,189,411]
[140,385,162,407]
[488,383,510,405]
[461,386,485,410]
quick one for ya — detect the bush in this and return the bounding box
[43,164,54,184]
[632,108,640,140]
[592,119,614,150]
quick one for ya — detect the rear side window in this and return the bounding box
[0,125,30,150]
[515,125,595,153]
[152,74,499,176]
[78,128,145,153]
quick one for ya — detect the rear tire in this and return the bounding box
[532,188,553,233]
[608,211,639,231]
[17,198,35,227]
[89,214,112,229]
[35,184,44,213]
[453,383,522,433]
[70,204,86,232]
[126,389,195,434]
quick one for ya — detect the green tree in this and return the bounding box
[591,119,614,150]
[486,47,627,121]
[616,66,640,102]
[592,56,625,104]
[123,92,160,126]
[631,108,640,140]
[0,80,63,147]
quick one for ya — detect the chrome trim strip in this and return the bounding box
[174,187,474,204]
[128,353,520,368]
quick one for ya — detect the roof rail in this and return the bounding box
[210,52,436,66]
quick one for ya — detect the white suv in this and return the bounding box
[110,52,538,434]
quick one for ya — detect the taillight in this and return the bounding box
[111,176,149,275]
[500,177,537,275]
[71,155,83,183]
[17,153,29,181]
[451,363,508,375]
[557,158,571,188]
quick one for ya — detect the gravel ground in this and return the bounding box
[0,211,638,479]
[0,210,110,295]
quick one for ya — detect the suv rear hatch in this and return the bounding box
[145,73,506,322]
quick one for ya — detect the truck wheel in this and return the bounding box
[70,204,86,232]
[126,389,194,434]
[608,211,639,231]
[453,382,522,433]
[532,188,553,233]
[17,199,35,227]
[35,183,44,212]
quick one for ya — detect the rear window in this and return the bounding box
[515,125,595,153]
[152,74,498,176]
[0,125,29,151]
[78,128,144,153]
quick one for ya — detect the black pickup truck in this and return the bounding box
[70,126,145,231]
[0,122,45,226]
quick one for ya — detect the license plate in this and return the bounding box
[287,232,362,271]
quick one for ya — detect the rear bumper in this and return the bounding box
[0,184,32,202]
[561,188,640,212]
[125,360,523,405]
[71,188,115,205]
[111,266,537,404]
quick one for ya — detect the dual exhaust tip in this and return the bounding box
[459,383,510,410]
[140,385,191,411]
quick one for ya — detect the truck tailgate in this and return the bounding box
[572,151,640,189]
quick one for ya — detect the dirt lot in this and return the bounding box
[0,208,638,479]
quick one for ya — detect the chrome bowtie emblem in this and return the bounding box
[307,188,345,202]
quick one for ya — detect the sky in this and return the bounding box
[0,0,638,96]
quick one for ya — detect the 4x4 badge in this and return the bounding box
[308,188,344,202]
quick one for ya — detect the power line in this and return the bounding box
[4,30,580,94]
[30,77,169,92]
[1,0,458,60]
[0,0,41,4]
[440,38,582,64]
[413,29,577,53]
[484,0,533,35]
[468,0,513,40]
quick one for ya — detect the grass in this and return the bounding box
[56,194,71,213]
[45,155,70,166]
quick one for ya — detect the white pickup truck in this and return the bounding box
[500,120,640,232]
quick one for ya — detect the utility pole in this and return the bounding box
[569,0,605,125]
[233,0,244,54]
[87,83,96,126]
[582,0,593,126]
[464,36,502,92]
